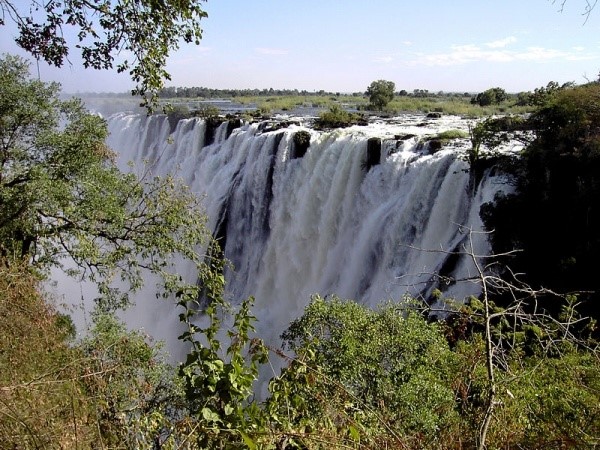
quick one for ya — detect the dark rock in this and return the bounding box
[226,118,242,138]
[427,139,443,153]
[291,130,311,159]
[364,137,382,171]
[395,134,417,141]
[204,116,224,145]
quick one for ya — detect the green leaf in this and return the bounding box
[348,424,361,442]
[240,431,257,450]
[201,407,221,423]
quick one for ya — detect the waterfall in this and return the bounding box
[103,112,513,348]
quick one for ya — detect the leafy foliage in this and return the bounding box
[365,80,395,110]
[0,54,212,309]
[471,87,508,107]
[271,295,460,448]
[1,0,207,108]
[0,261,93,448]
[480,82,600,317]
[527,80,575,106]
[0,261,186,448]
[314,105,363,129]
[177,283,270,448]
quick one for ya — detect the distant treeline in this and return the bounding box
[155,86,478,99]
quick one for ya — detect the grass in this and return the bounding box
[232,94,534,117]
[83,91,535,118]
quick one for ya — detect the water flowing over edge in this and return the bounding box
[55,112,518,359]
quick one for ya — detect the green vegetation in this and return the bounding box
[266,293,600,449]
[1,0,207,109]
[315,105,364,129]
[0,262,184,448]
[435,129,470,140]
[480,82,600,318]
[0,55,213,310]
[467,115,527,167]
[422,129,470,153]
[292,130,312,158]
[471,87,508,106]
[2,49,600,448]
[366,79,396,110]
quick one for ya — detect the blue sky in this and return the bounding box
[2,0,600,93]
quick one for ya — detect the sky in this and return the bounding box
[1,0,600,94]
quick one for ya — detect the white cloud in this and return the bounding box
[485,36,517,48]
[374,55,394,63]
[255,47,288,56]
[406,42,598,66]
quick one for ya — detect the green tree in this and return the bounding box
[366,79,395,110]
[0,54,213,308]
[471,87,508,106]
[0,0,207,108]
[268,295,461,448]
[527,80,574,106]
[481,82,600,317]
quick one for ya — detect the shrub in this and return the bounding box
[166,104,191,130]
[315,105,362,129]
[269,295,461,448]
[195,104,220,119]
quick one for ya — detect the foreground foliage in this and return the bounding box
[0,54,213,310]
[1,0,207,108]
[0,262,183,448]
[4,280,598,449]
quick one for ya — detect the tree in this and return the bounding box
[471,87,508,106]
[451,231,599,449]
[527,80,574,106]
[366,79,395,110]
[0,0,207,108]
[0,54,213,308]
[480,82,600,318]
[274,295,460,448]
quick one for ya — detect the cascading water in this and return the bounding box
[101,112,515,351]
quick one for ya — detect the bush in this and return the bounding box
[291,130,311,158]
[0,262,95,448]
[270,295,461,448]
[195,104,220,119]
[166,104,191,130]
[0,262,183,448]
[315,105,362,129]
[436,129,469,140]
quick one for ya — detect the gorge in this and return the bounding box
[94,111,518,350]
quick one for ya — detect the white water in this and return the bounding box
[96,113,514,352]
